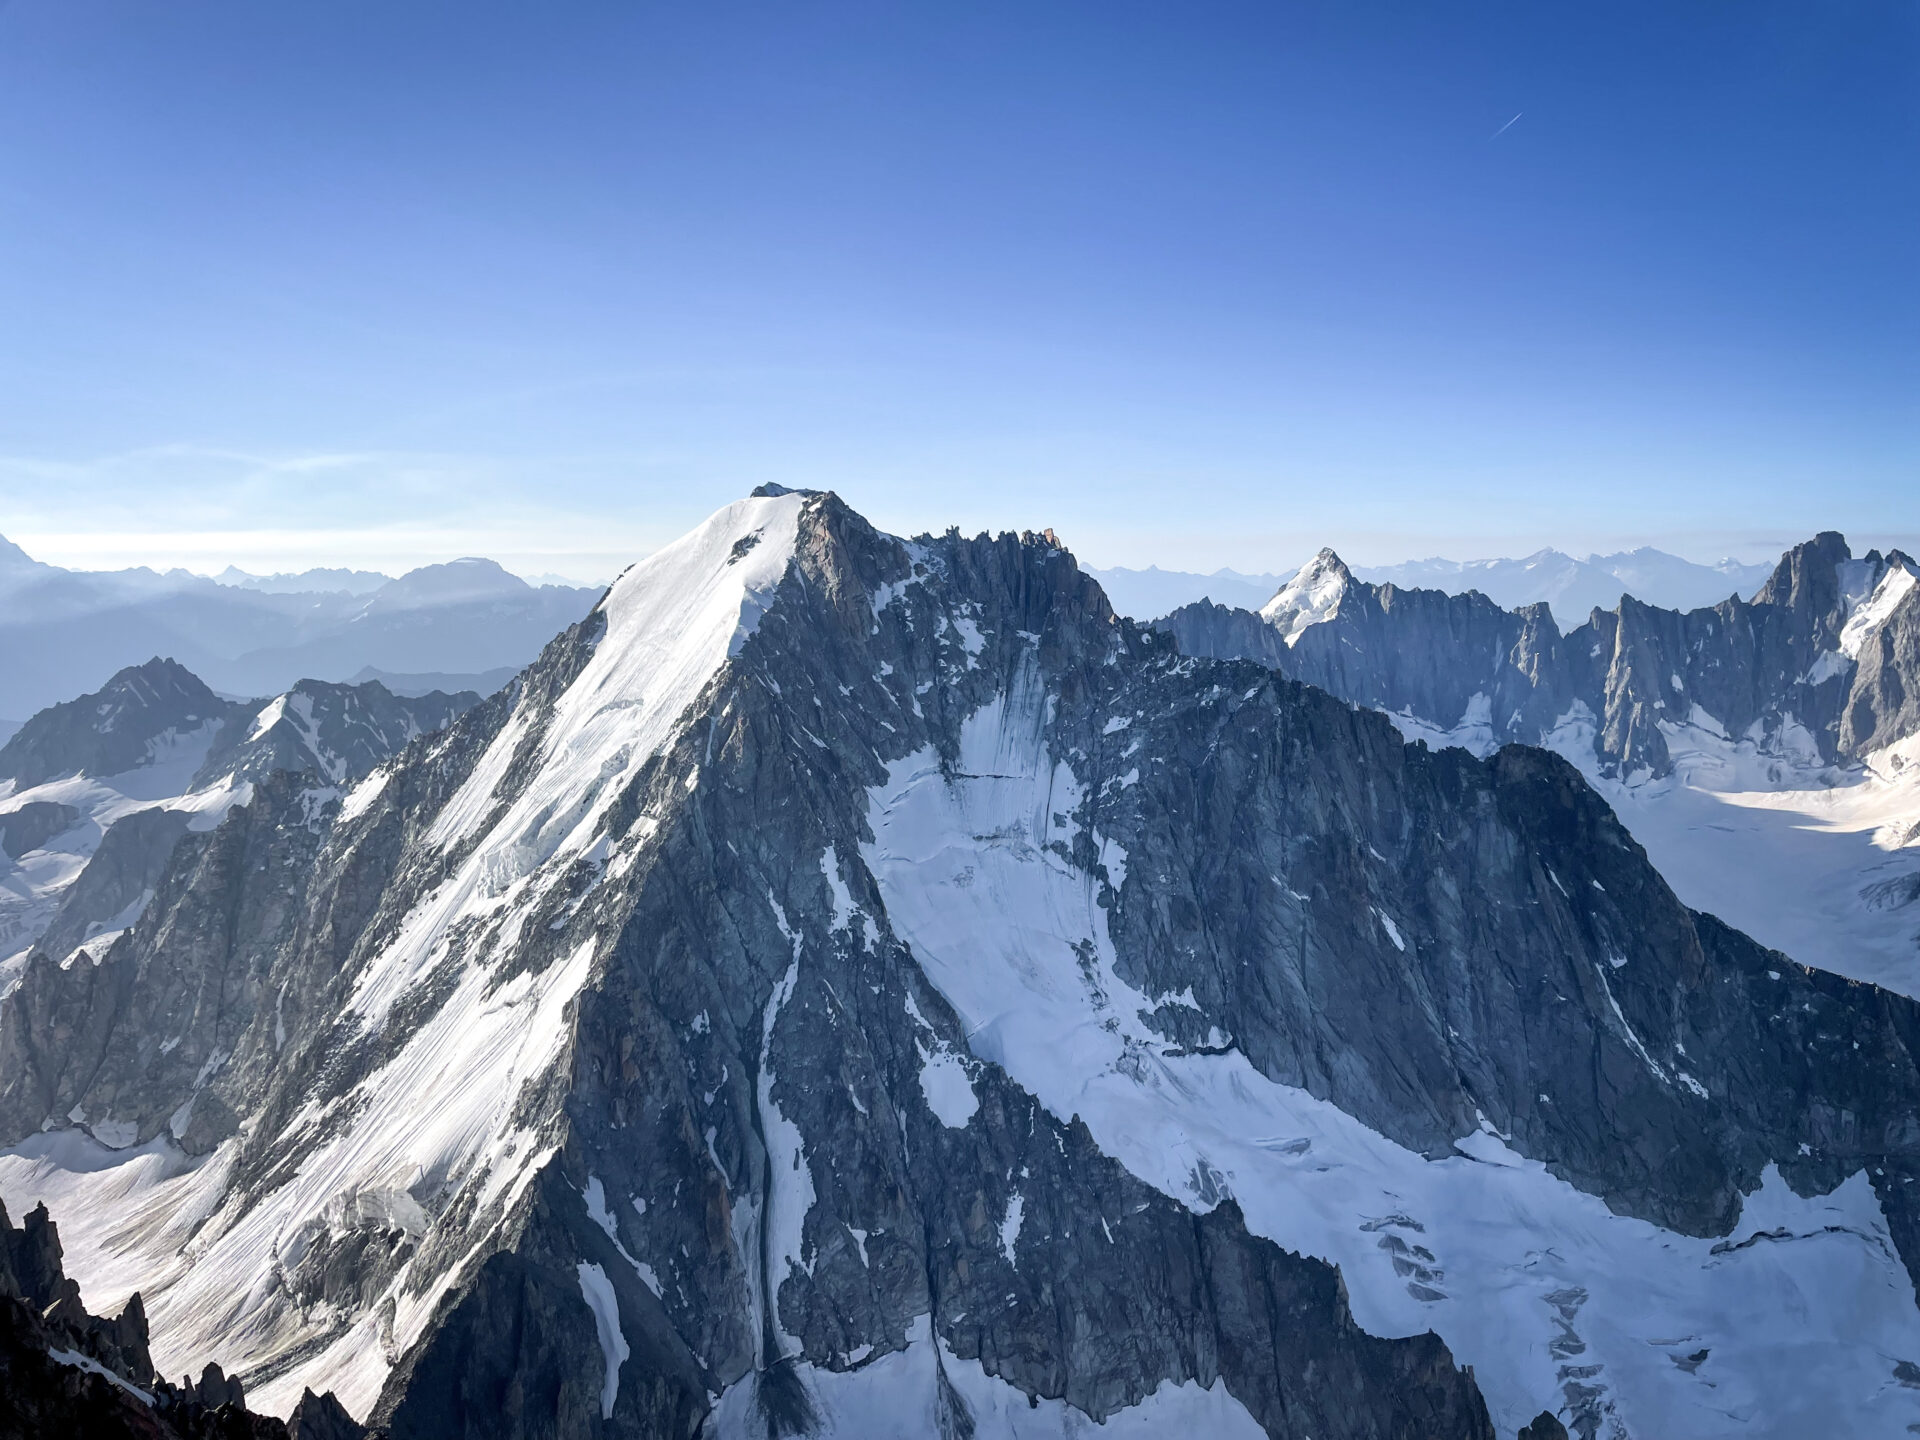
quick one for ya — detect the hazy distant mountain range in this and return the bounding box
[0,533,601,721]
[0,532,1796,724]
[1088,546,1775,625]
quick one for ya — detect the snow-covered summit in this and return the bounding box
[1258,548,1350,645]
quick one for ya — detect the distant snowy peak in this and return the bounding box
[1258,547,1351,644]
[0,658,226,792]
[0,658,483,990]
[205,677,482,791]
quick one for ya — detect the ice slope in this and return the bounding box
[0,492,810,1419]
[1578,721,1920,999]
[863,684,1920,1440]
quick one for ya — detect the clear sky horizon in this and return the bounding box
[0,2,1914,582]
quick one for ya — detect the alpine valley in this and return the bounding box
[3,488,1919,1440]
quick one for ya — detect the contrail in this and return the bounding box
[1492,112,1523,139]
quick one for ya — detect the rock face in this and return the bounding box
[199,679,480,790]
[0,801,82,863]
[2,492,1920,1439]
[1162,534,1920,779]
[0,658,225,791]
[0,662,481,987]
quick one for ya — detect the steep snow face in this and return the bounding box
[354,490,804,1025]
[863,685,1920,1440]
[426,491,803,859]
[1258,548,1348,645]
[1840,558,1916,659]
[704,1314,1268,1439]
[241,493,802,1410]
[1,492,811,1418]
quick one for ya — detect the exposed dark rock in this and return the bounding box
[0,1198,363,1440]
[35,807,195,964]
[0,801,83,862]
[0,658,229,789]
[287,1388,373,1440]
[196,679,481,791]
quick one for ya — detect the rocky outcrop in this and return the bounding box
[0,801,81,862]
[34,806,194,965]
[197,678,480,791]
[0,1197,363,1440]
[0,772,334,1151]
[0,661,482,993]
[1843,580,1920,756]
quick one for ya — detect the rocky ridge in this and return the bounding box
[1163,534,1920,781]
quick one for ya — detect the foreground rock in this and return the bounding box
[0,1196,364,1439]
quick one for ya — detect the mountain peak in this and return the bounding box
[1259,547,1352,644]
[365,555,530,610]
[0,656,228,788]
[1751,531,1854,638]
[0,531,49,579]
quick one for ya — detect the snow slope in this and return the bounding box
[863,682,1920,1440]
[1258,550,1347,645]
[1581,722,1920,998]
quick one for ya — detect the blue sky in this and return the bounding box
[0,1,1913,580]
